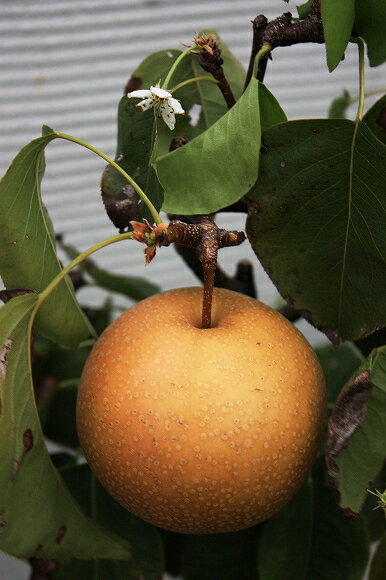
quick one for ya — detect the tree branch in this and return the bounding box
[262,1,324,48]
[244,15,269,89]
[193,34,236,109]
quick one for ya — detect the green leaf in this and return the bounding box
[83,301,114,336]
[327,346,386,513]
[328,90,352,119]
[138,36,246,140]
[157,77,262,214]
[259,82,287,132]
[360,462,386,542]
[354,0,386,67]
[0,132,94,347]
[53,464,164,580]
[182,32,247,137]
[363,94,386,145]
[257,480,313,580]
[258,478,370,580]
[101,35,246,226]
[297,0,313,19]
[40,384,80,449]
[61,242,160,301]
[246,118,386,343]
[35,341,90,383]
[102,95,163,225]
[369,532,386,580]
[101,50,184,223]
[309,482,369,579]
[0,296,130,559]
[321,0,355,71]
[101,49,206,225]
[316,343,363,403]
[88,267,160,302]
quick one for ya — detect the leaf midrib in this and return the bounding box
[338,119,360,328]
[191,56,211,129]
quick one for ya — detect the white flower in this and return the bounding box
[127,85,185,130]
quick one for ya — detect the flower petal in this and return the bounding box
[168,97,185,115]
[136,98,153,112]
[127,89,152,99]
[150,86,173,99]
[160,101,176,130]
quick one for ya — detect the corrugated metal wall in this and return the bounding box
[1,0,383,314]
[0,2,383,576]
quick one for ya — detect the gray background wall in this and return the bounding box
[1,0,384,577]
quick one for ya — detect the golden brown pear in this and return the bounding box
[77,287,326,534]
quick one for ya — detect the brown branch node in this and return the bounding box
[131,215,246,327]
[245,15,269,87]
[193,33,236,109]
[262,1,324,48]
[167,217,246,328]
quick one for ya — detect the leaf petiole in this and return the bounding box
[170,75,219,94]
[253,43,272,82]
[346,88,386,107]
[35,233,133,311]
[55,132,162,225]
[352,37,366,122]
[162,45,200,90]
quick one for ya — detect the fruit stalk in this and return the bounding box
[198,226,218,328]
[167,218,246,328]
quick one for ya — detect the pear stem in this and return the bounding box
[201,260,216,329]
[166,219,246,329]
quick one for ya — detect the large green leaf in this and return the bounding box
[257,480,313,579]
[0,131,94,347]
[155,78,285,216]
[258,478,370,580]
[35,305,115,450]
[0,296,130,559]
[146,37,246,142]
[259,82,287,132]
[101,49,210,225]
[321,0,355,71]
[308,482,369,579]
[102,95,163,225]
[40,384,80,449]
[360,462,386,542]
[101,35,246,225]
[156,77,262,214]
[354,0,386,67]
[53,464,164,580]
[174,33,246,140]
[297,0,313,19]
[326,346,386,513]
[363,94,386,145]
[187,33,246,132]
[246,118,386,343]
